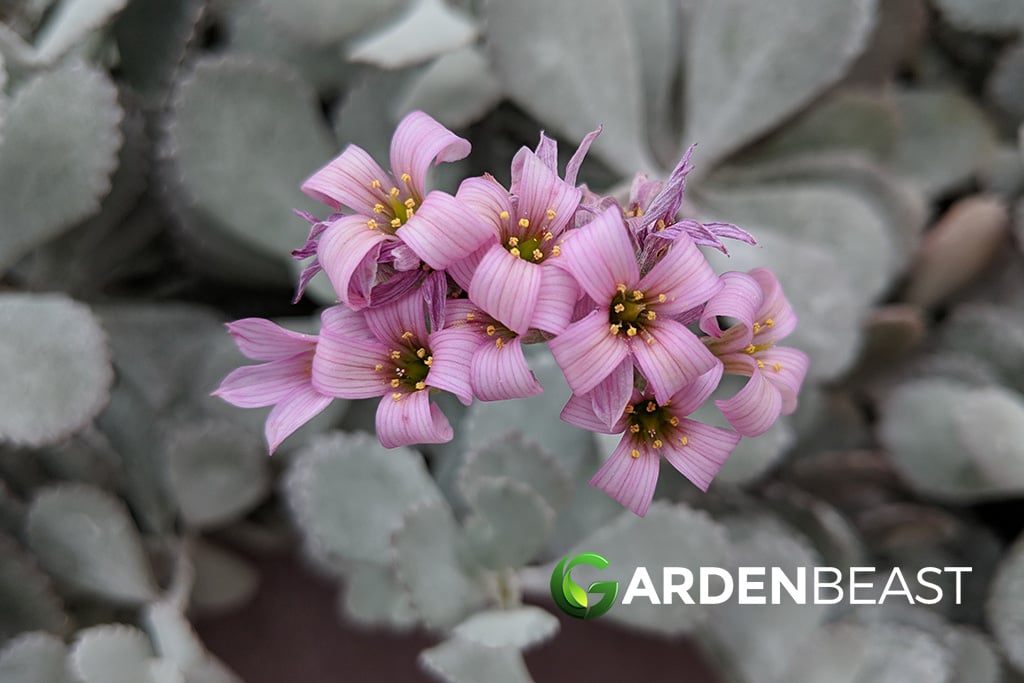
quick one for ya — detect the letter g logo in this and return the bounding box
[550,552,618,619]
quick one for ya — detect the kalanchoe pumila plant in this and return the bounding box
[216,110,808,515]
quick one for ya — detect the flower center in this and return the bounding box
[624,399,684,458]
[609,284,665,337]
[461,310,515,349]
[499,209,561,262]
[375,330,433,397]
[366,174,418,234]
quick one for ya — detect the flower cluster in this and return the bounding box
[215,111,809,516]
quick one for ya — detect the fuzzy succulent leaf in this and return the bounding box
[340,561,418,630]
[0,535,69,644]
[458,432,572,513]
[988,533,1024,675]
[419,638,534,683]
[0,632,74,683]
[463,478,555,570]
[349,0,477,69]
[0,294,113,447]
[452,607,559,650]
[70,624,176,683]
[257,0,408,45]
[396,47,502,129]
[189,539,259,616]
[26,485,158,604]
[932,0,1024,33]
[33,0,129,63]
[144,602,242,683]
[113,0,205,103]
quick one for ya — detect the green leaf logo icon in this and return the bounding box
[550,553,618,619]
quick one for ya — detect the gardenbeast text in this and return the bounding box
[622,566,973,606]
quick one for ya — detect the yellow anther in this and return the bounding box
[773,363,782,371]
[390,218,401,228]
[551,245,561,256]
[424,356,433,366]
[629,424,640,433]
[646,401,657,413]
[669,416,680,426]
[466,312,475,321]
[657,293,666,303]
[390,350,402,360]
[532,249,544,261]
[508,236,519,246]
[373,203,386,214]
[499,210,510,220]
[543,231,553,241]
[757,360,765,369]
[392,392,402,401]
[646,335,655,345]
[753,322,761,334]
[510,247,521,257]
[610,323,621,335]
[486,325,496,336]
[631,449,641,458]
[632,290,644,301]
[653,439,663,449]
[495,338,505,349]
[389,187,400,197]
[617,283,628,293]
[546,209,556,220]
[390,379,400,388]
[401,173,412,183]
[626,326,638,337]
[367,219,378,230]
[371,179,382,188]
[680,436,689,446]
[414,381,426,390]
[613,303,625,313]
[655,219,667,231]
[401,331,414,340]
[765,318,775,327]
[625,405,635,414]
[745,344,757,354]
[416,348,426,358]
[646,310,656,320]
[404,198,416,209]
[518,218,530,228]
[374,364,383,371]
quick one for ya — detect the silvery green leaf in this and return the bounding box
[33,0,129,64]
[257,0,407,45]
[0,534,69,644]
[574,502,732,635]
[70,624,170,683]
[349,0,476,69]
[988,533,1024,675]
[285,431,442,565]
[452,607,559,650]
[113,0,205,102]
[889,88,998,196]
[845,0,927,85]
[0,632,74,683]
[419,638,533,683]
[0,294,113,446]
[224,0,352,93]
[0,61,122,275]
[954,386,1024,494]
[458,432,571,513]
[626,0,682,167]
[144,602,242,683]
[945,627,1002,683]
[395,47,502,129]
[164,56,334,284]
[26,484,158,604]
[988,42,1024,121]
[392,502,489,630]
[463,478,555,570]
[941,304,1024,392]
[463,347,594,477]
[333,67,415,163]
[484,0,651,174]
[736,90,900,167]
[932,0,1024,33]
[34,428,119,489]
[979,144,1024,197]
[701,517,828,683]
[189,539,259,616]
[340,561,418,630]
[163,420,270,529]
[685,0,876,169]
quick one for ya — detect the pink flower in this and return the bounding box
[700,268,809,436]
[451,148,582,336]
[213,319,333,454]
[310,294,477,448]
[561,364,740,516]
[298,111,494,312]
[548,205,723,412]
[442,299,543,401]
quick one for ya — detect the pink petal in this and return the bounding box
[389,111,471,201]
[512,150,581,236]
[699,271,763,340]
[376,389,453,448]
[750,268,798,342]
[468,245,542,335]
[758,346,809,415]
[301,145,389,214]
[456,175,511,238]
[265,385,333,454]
[397,191,496,270]
[530,263,579,335]
[715,361,783,437]
[564,126,602,187]
[639,232,722,316]
[321,305,373,340]
[317,215,389,309]
[225,319,316,361]
[426,327,479,405]
[588,357,634,429]
[311,333,389,399]
[471,336,543,401]
[214,356,311,408]
[365,292,429,344]
[442,299,482,328]
[532,133,559,172]
[666,363,724,417]
[548,309,629,397]
[560,393,625,434]
[661,419,739,491]
[448,244,489,292]
[557,206,639,304]
[630,318,718,404]
[589,437,660,517]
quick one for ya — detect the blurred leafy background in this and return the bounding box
[1,0,1024,681]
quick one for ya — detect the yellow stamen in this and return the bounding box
[646,401,657,413]
[373,203,386,214]
[518,218,530,228]
[745,344,757,354]
[392,392,402,401]
[416,348,426,358]
[753,322,761,334]
[657,293,666,303]
[404,198,416,209]
[543,231,553,241]
[390,350,401,360]
[680,436,688,446]
[389,187,400,197]
[546,209,556,220]
[424,356,433,366]
[551,245,561,256]
[756,360,765,369]
[656,219,666,231]
[617,283,627,293]
[669,416,679,426]
[466,313,475,321]
[610,323,621,335]
[626,326,638,337]
[485,325,496,336]
[646,310,656,320]
[414,381,426,390]
[631,449,641,459]
[499,210,510,220]
[508,236,519,246]
[401,331,414,340]
[374,364,383,371]
[613,303,625,313]
[773,363,782,371]
[390,379,400,388]
[629,424,640,433]
[532,249,543,261]
[367,219,378,230]
[495,338,505,349]
[765,318,775,327]
[510,247,521,257]
[653,439,663,449]
[400,173,412,183]
[625,405,635,414]
[632,290,644,301]
[371,179,382,188]
[390,218,401,228]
